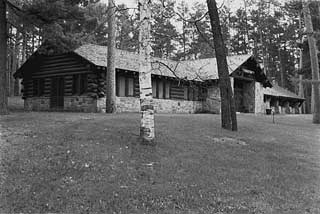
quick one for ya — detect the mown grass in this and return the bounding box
[0,99,319,213]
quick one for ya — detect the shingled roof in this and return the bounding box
[263,84,304,100]
[74,44,253,81]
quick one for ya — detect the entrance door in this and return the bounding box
[234,80,244,112]
[50,77,64,109]
[234,88,244,112]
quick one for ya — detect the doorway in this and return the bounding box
[50,77,64,109]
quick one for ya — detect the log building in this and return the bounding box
[14,44,303,114]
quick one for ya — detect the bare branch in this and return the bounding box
[194,20,214,50]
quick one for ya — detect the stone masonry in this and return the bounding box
[254,82,265,114]
[25,96,207,113]
[97,97,204,113]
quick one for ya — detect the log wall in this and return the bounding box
[22,53,90,98]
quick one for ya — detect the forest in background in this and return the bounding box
[3,0,320,113]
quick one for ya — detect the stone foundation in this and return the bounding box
[116,97,140,112]
[203,85,221,114]
[98,97,203,113]
[64,96,97,112]
[24,97,50,111]
[153,98,203,113]
[25,96,207,113]
[97,98,106,113]
[254,82,265,114]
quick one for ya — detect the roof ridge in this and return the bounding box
[76,44,252,63]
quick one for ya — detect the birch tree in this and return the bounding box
[206,0,237,131]
[0,0,8,115]
[138,0,155,144]
[303,1,320,123]
[106,0,116,113]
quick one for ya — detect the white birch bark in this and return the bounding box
[138,0,155,143]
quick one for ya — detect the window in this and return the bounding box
[164,82,170,99]
[126,78,134,96]
[184,86,188,100]
[194,87,199,101]
[152,79,171,99]
[184,86,200,101]
[72,74,87,95]
[199,87,207,101]
[117,76,126,96]
[152,79,157,98]
[188,88,194,101]
[116,75,134,97]
[158,81,164,98]
[33,78,44,96]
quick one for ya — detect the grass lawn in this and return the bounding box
[0,99,320,213]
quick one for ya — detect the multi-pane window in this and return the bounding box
[72,74,87,95]
[116,75,134,97]
[184,86,188,100]
[184,86,200,101]
[126,77,134,96]
[33,78,44,96]
[165,82,170,98]
[152,79,170,99]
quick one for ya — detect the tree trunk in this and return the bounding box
[278,48,285,87]
[298,74,305,113]
[106,0,116,113]
[14,31,20,96]
[298,13,305,114]
[139,0,155,144]
[182,20,186,60]
[9,48,14,97]
[303,1,320,123]
[0,0,8,114]
[206,0,237,131]
[22,32,27,63]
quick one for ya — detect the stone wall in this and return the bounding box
[64,96,97,112]
[154,99,203,113]
[23,88,221,114]
[116,97,140,112]
[24,96,97,112]
[203,85,221,113]
[254,82,265,114]
[24,97,50,111]
[114,97,203,113]
[97,98,106,113]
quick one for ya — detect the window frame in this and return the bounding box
[152,78,171,99]
[116,74,135,97]
[72,74,88,95]
[33,78,45,97]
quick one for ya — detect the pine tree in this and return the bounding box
[116,4,138,51]
[175,1,191,60]
[0,0,8,114]
[206,0,237,131]
[106,0,116,113]
[189,2,214,59]
[24,0,102,54]
[151,0,178,58]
